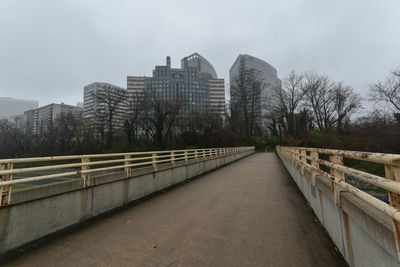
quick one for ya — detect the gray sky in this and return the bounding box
[1,0,399,107]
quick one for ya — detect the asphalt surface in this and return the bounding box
[4,153,344,266]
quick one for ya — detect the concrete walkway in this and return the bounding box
[4,153,344,266]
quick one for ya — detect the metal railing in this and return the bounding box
[0,146,254,206]
[277,146,400,260]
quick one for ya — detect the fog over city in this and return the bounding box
[0,0,399,106]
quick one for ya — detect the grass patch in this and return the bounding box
[11,184,31,190]
[343,158,385,177]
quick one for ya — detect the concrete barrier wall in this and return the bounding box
[0,150,254,255]
[277,150,400,267]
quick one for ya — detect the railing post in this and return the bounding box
[81,157,90,187]
[125,155,131,177]
[1,163,12,206]
[300,149,307,175]
[171,152,175,167]
[300,150,307,163]
[310,151,319,185]
[385,164,400,261]
[329,154,344,206]
[184,151,188,164]
[152,153,158,171]
[195,150,198,162]
[203,149,206,159]
[210,149,213,159]
[0,163,3,206]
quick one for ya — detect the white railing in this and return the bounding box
[277,146,400,261]
[0,146,254,206]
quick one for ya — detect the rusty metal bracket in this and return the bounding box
[1,163,12,206]
[385,164,400,262]
[330,155,344,207]
[152,153,158,171]
[81,157,90,187]
[125,155,131,177]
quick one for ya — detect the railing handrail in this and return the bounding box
[0,146,254,206]
[277,145,400,261]
[0,147,250,164]
[279,146,400,194]
[280,146,400,167]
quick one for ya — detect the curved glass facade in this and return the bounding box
[229,54,281,131]
[181,53,218,79]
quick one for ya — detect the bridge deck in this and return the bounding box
[4,153,343,266]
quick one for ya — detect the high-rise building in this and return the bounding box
[16,103,82,134]
[15,109,35,133]
[209,78,226,115]
[83,82,128,135]
[0,97,38,121]
[229,54,280,131]
[181,53,218,79]
[182,53,225,115]
[127,53,225,118]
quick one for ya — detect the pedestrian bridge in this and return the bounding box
[1,146,399,266]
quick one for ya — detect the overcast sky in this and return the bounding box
[1,0,399,107]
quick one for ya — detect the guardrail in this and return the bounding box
[277,146,400,262]
[0,147,253,206]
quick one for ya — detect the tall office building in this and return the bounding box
[127,53,225,118]
[182,53,225,115]
[16,103,82,134]
[83,82,128,135]
[0,97,38,121]
[209,78,226,115]
[229,54,280,131]
[181,53,218,79]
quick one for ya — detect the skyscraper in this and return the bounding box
[127,53,226,118]
[83,82,128,135]
[0,97,38,121]
[181,53,218,79]
[181,53,226,115]
[15,103,82,134]
[229,54,280,131]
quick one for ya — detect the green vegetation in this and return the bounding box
[343,158,385,177]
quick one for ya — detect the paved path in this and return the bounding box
[4,153,344,266]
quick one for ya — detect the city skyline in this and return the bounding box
[1,0,400,107]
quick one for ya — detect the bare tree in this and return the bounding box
[272,71,304,136]
[182,108,225,147]
[370,66,400,112]
[94,86,127,146]
[332,82,362,132]
[302,72,361,132]
[0,120,31,158]
[54,113,82,153]
[143,90,183,149]
[125,91,146,144]
[302,72,336,131]
[230,69,265,139]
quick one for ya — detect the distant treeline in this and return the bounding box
[0,66,399,159]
